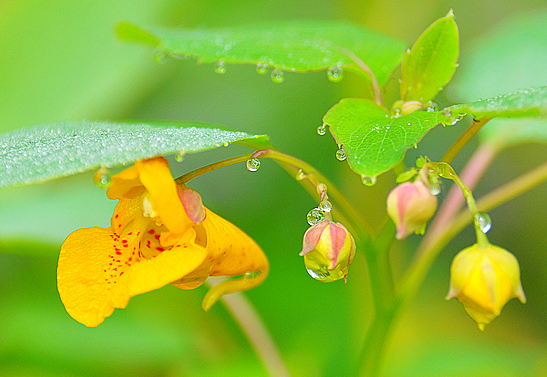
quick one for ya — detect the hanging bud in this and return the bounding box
[387,180,437,239]
[176,183,206,224]
[446,243,526,330]
[300,220,356,282]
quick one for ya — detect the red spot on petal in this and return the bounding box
[123,244,128,248]
[148,229,155,234]
[121,239,128,244]
[120,271,124,276]
[115,251,122,255]
[156,247,165,252]
[115,214,119,219]
[127,232,132,235]
[154,234,160,240]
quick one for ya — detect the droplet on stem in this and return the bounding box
[246,158,261,172]
[307,208,325,226]
[318,200,332,213]
[476,212,492,233]
[296,169,307,181]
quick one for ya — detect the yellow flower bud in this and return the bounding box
[446,243,526,330]
[387,180,437,239]
[300,220,356,282]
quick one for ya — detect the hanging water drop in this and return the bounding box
[256,62,268,75]
[429,182,441,196]
[425,101,439,112]
[246,158,261,172]
[271,69,285,83]
[296,169,307,181]
[307,208,325,225]
[361,175,377,186]
[392,107,402,118]
[154,52,167,63]
[476,212,492,233]
[214,60,227,74]
[327,66,344,83]
[93,167,111,189]
[317,124,327,136]
[306,267,330,280]
[335,148,347,161]
[318,199,332,213]
[174,152,185,162]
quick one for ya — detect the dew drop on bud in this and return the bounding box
[296,169,307,181]
[174,152,185,162]
[335,148,347,161]
[214,60,227,74]
[270,69,285,83]
[317,124,327,136]
[476,212,492,233]
[318,199,332,213]
[306,267,330,280]
[327,65,344,82]
[93,167,111,189]
[429,182,441,196]
[307,208,325,225]
[246,158,261,172]
[361,175,377,186]
[256,62,268,75]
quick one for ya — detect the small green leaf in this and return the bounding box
[400,10,459,103]
[116,20,406,86]
[324,98,444,178]
[0,120,270,188]
[448,86,547,120]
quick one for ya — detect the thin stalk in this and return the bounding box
[441,117,491,164]
[206,278,291,377]
[397,160,547,303]
[333,46,384,106]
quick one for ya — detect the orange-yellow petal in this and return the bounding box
[106,164,141,200]
[58,225,207,327]
[135,157,191,233]
[110,186,146,233]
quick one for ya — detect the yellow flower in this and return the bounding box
[58,157,268,327]
[387,180,437,239]
[446,243,526,330]
[300,220,356,282]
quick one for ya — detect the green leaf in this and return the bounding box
[448,86,547,120]
[116,20,406,86]
[0,120,270,188]
[400,10,459,103]
[323,98,444,178]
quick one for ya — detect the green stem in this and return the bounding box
[441,117,491,164]
[176,149,373,241]
[397,159,547,304]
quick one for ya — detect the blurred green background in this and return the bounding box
[1,1,546,376]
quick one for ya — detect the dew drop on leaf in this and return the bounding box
[271,69,285,83]
[246,158,261,172]
[476,212,492,233]
[317,124,327,136]
[174,152,185,162]
[335,148,347,161]
[154,52,167,63]
[256,62,268,75]
[93,167,111,189]
[425,101,439,112]
[327,66,344,82]
[392,108,402,118]
[361,175,377,186]
[307,208,325,225]
[214,61,227,74]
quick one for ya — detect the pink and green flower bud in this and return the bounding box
[387,180,437,239]
[446,243,526,330]
[300,220,356,282]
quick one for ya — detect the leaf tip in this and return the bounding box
[115,21,160,46]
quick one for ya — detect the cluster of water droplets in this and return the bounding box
[246,158,261,172]
[306,199,332,226]
[442,109,467,126]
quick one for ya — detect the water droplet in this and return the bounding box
[361,175,377,186]
[318,200,332,213]
[307,208,325,225]
[425,101,439,112]
[154,52,167,63]
[317,124,327,136]
[335,148,347,161]
[93,167,111,189]
[306,267,330,280]
[256,62,268,75]
[270,69,285,83]
[327,66,344,82]
[443,109,452,118]
[246,158,261,172]
[476,212,492,233]
[450,113,466,126]
[296,169,307,181]
[392,107,402,118]
[214,61,227,74]
[174,152,185,162]
[429,182,441,196]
